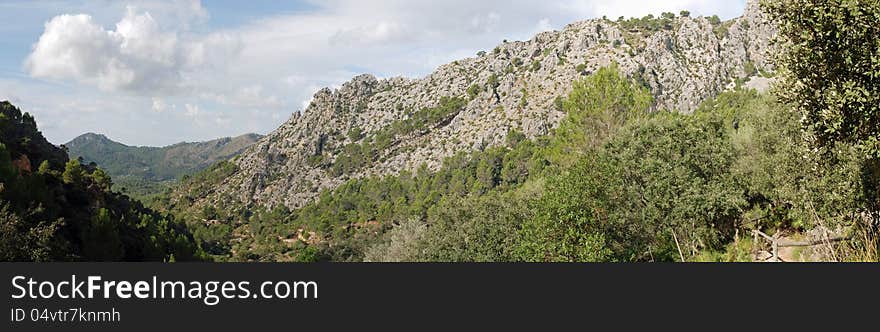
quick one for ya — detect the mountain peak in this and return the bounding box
[65,132,262,198]
[168,4,778,212]
[72,132,111,142]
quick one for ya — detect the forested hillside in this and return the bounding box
[66,132,261,199]
[160,65,876,262]
[154,0,879,262]
[0,101,204,261]
[3,0,877,263]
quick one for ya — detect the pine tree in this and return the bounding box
[37,160,51,175]
[80,208,124,261]
[91,168,112,190]
[62,159,84,184]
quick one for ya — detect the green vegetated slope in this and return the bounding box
[6,0,877,262]
[0,102,204,261]
[160,64,877,262]
[117,0,880,262]
[65,132,261,199]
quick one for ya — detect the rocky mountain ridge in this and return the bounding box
[170,0,777,212]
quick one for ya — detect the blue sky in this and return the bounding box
[0,0,746,146]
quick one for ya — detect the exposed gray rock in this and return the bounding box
[175,0,778,211]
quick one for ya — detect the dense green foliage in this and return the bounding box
[151,160,243,258]
[765,0,880,156]
[159,63,873,262]
[9,2,880,262]
[521,112,745,261]
[545,64,652,167]
[701,90,866,231]
[366,189,534,262]
[231,129,543,261]
[66,133,260,199]
[0,101,204,261]
[249,65,877,261]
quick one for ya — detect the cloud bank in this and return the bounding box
[17,0,746,146]
[24,4,238,94]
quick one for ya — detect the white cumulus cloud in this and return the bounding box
[24,2,238,94]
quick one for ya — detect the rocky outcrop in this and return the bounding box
[173,0,778,211]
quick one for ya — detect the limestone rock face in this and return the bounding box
[173,0,778,211]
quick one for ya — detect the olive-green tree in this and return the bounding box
[765,0,880,155]
[546,64,652,168]
[520,112,744,262]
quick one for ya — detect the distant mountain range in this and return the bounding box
[65,132,262,198]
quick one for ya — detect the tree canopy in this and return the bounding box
[766,0,880,156]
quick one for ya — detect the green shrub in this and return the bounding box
[467,84,483,100]
[743,61,757,77]
[766,0,880,157]
[530,60,541,72]
[520,111,744,261]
